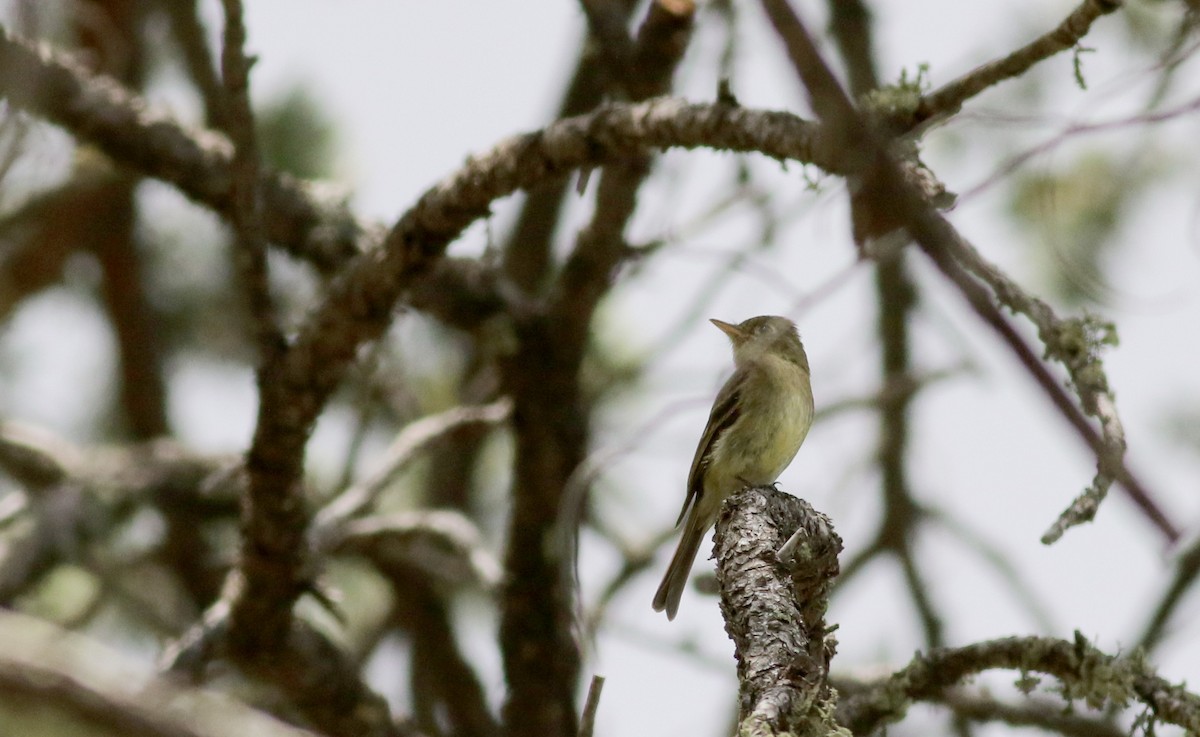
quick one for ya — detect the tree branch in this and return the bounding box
[933,690,1126,737]
[497,7,695,735]
[217,0,284,359]
[716,486,843,736]
[838,633,1200,734]
[0,23,364,271]
[0,610,320,737]
[756,0,1176,544]
[313,399,513,539]
[914,0,1123,129]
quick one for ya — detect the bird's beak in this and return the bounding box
[710,318,745,344]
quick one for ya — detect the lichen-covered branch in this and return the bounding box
[837,633,1200,734]
[755,0,1176,545]
[914,0,1123,128]
[932,229,1135,543]
[715,487,844,737]
[0,23,363,271]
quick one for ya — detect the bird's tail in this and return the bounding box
[652,517,706,620]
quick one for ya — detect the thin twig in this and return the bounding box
[934,690,1126,737]
[161,0,226,129]
[312,398,513,537]
[913,0,1123,129]
[578,675,606,737]
[1136,535,1200,651]
[218,0,283,358]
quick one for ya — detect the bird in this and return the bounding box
[652,315,814,620]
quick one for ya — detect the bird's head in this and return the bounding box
[710,315,809,372]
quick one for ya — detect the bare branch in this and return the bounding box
[332,511,502,591]
[1136,535,1200,651]
[161,0,226,129]
[578,0,638,93]
[497,7,695,735]
[500,0,641,293]
[313,399,513,537]
[335,513,501,737]
[578,675,606,737]
[935,690,1126,737]
[825,0,879,98]
[217,0,284,358]
[0,611,320,737]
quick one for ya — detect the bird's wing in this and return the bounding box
[675,371,744,527]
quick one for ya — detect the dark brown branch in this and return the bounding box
[423,4,643,516]
[578,675,606,737]
[336,519,499,737]
[759,0,861,133]
[216,0,300,658]
[1136,535,1200,651]
[497,7,695,737]
[500,0,640,293]
[838,633,1200,734]
[716,486,843,736]
[407,588,498,737]
[92,179,171,439]
[218,0,283,359]
[68,5,168,440]
[824,7,931,638]
[578,0,639,94]
[161,0,226,129]
[826,0,879,98]
[935,690,1126,737]
[628,0,696,101]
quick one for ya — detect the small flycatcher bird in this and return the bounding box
[652,315,814,620]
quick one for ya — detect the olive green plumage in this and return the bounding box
[653,315,814,620]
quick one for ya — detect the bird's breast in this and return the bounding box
[706,357,813,491]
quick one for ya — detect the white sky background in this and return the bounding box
[4,0,1200,735]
